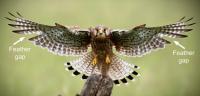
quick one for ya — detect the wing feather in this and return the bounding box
[111,17,195,57]
[6,12,91,56]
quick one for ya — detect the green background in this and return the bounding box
[0,0,200,96]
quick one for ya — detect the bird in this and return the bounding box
[6,12,195,85]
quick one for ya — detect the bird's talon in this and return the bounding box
[92,57,97,65]
[106,55,111,64]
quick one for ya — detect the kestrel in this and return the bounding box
[6,12,195,85]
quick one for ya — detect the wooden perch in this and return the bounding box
[77,74,114,96]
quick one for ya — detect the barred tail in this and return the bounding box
[108,54,140,85]
[64,52,100,80]
[64,53,140,85]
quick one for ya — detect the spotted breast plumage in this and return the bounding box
[6,12,195,85]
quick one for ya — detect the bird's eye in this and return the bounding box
[95,28,99,32]
[105,29,110,36]
[103,28,106,32]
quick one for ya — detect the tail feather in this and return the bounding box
[64,52,100,78]
[64,62,89,79]
[64,53,140,85]
[108,54,139,84]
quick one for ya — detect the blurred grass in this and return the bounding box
[0,0,200,96]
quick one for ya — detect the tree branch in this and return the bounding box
[77,74,113,96]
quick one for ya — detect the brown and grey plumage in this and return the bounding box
[6,12,195,85]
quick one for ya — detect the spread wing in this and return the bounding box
[111,17,195,57]
[6,12,91,56]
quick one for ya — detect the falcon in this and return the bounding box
[6,12,195,85]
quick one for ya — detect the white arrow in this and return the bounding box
[174,41,185,50]
[13,37,26,46]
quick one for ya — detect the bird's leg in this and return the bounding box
[92,54,98,65]
[105,54,111,64]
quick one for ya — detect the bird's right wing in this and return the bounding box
[111,17,195,57]
[6,12,91,56]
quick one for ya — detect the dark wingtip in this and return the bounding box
[8,24,15,27]
[185,17,194,22]
[176,34,188,38]
[4,17,9,20]
[12,30,19,33]
[5,17,14,21]
[184,29,193,32]
[16,12,23,17]
[179,16,185,21]
[183,35,188,38]
[12,30,25,34]
[165,40,171,44]
[8,12,17,18]
[187,23,196,26]
[28,36,35,41]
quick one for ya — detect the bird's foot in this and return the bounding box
[106,55,111,64]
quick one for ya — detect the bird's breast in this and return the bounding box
[91,38,113,75]
[91,39,112,54]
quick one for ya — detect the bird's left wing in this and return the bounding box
[110,17,195,57]
[6,12,91,56]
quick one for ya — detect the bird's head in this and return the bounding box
[90,25,111,40]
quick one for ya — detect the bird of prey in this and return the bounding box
[6,12,195,85]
